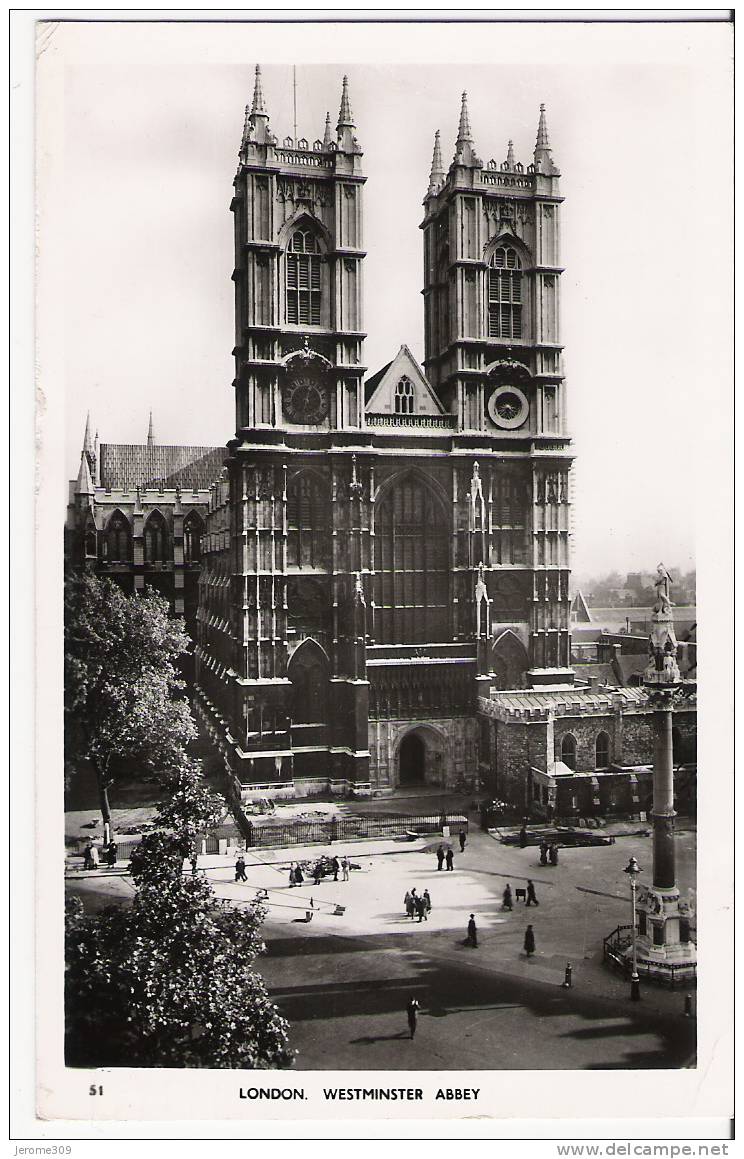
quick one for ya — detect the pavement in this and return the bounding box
[65,818,697,1071]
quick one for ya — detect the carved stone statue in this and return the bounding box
[653,563,673,615]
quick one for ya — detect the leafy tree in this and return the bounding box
[65,762,292,1069]
[64,574,196,825]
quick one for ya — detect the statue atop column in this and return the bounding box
[645,562,680,686]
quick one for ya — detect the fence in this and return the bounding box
[241,812,468,849]
[603,924,697,988]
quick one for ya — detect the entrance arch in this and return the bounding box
[394,724,449,789]
[399,732,426,786]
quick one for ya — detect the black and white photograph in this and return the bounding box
[18,11,733,1141]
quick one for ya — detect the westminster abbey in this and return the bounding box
[69,67,589,803]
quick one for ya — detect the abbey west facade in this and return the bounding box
[194,68,575,800]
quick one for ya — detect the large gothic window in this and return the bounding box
[488,246,523,339]
[287,472,330,569]
[104,511,131,563]
[183,511,204,564]
[286,229,321,326]
[144,511,169,563]
[394,377,415,415]
[374,475,449,644]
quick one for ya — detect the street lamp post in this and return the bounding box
[624,856,642,1001]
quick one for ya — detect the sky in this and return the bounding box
[44,19,732,579]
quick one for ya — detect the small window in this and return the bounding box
[595,731,610,770]
[394,376,415,415]
[561,733,577,771]
[183,512,204,564]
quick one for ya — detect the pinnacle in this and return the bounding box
[251,64,268,116]
[147,410,155,449]
[428,129,444,193]
[83,410,94,455]
[337,74,354,129]
[535,102,551,151]
[323,111,333,147]
[506,139,515,169]
[457,91,473,144]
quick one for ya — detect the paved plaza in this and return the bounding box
[66,813,696,1071]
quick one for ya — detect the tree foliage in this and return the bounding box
[64,574,197,822]
[65,761,292,1069]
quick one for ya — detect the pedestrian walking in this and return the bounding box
[539,840,548,866]
[288,863,295,887]
[294,863,304,885]
[415,894,427,922]
[83,842,94,871]
[407,996,420,1039]
[459,829,467,853]
[519,824,528,849]
[436,845,445,871]
[106,841,118,868]
[89,844,99,869]
[524,924,536,956]
[467,913,478,948]
[404,890,415,920]
[331,855,340,882]
[526,880,539,906]
[313,862,323,886]
[549,843,559,866]
[423,889,432,915]
[502,883,513,911]
[235,855,247,883]
[445,848,454,871]
[341,855,350,881]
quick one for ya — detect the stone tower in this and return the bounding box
[421,96,573,680]
[195,67,370,792]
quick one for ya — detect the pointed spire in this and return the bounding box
[335,74,360,154]
[251,63,267,116]
[506,139,515,169]
[428,130,445,195]
[241,63,273,151]
[452,91,480,168]
[76,450,94,497]
[534,103,558,174]
[83,411,94,456]
[147,410,155,450]
[337,75,354,129]
[457,91,472,144]
[323,110,333,148]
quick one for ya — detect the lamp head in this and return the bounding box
[624,856,642,877]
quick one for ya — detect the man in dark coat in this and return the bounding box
[502,883,513,911]
[106,842,118,867]
[459,829,467,853]
[407,996,420,1039]
[519,824,528,849]
[436,845,445,870]
[526,880,539,906]
[467,914,478,948]
[331,855,340,882]
[415,894,427,922]
[524,924,536,956]
[235,856,248,882]
[445,848,454,871]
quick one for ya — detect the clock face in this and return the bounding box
[487,384,529,430]
[283,374,330,424]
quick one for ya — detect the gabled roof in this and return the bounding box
[99,444,226,491]
[364,345,445,415]
[570,590,593,623]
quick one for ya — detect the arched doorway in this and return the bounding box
[399,732,426,786]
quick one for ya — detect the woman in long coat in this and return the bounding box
[524,924,536,956]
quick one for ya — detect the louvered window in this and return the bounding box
[286,230,321,326]
[488,246,523,339]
